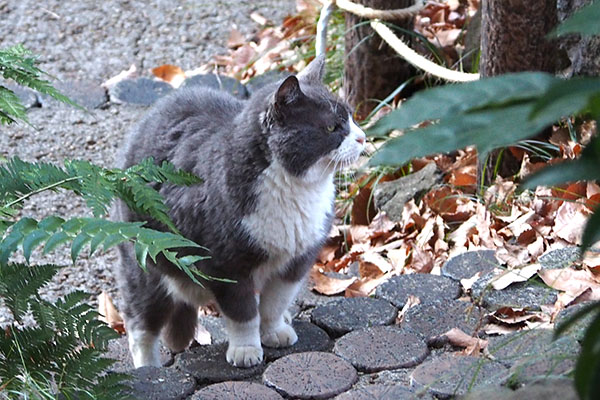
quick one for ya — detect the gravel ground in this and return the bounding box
[0,0,297,322]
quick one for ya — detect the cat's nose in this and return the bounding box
[355,134,365,145]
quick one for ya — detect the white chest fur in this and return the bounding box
[242,160,334,284]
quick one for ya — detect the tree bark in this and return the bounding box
[478,0,558,187]
[344,0,414,120]
[480,0,558,76]
[558,0,600,77]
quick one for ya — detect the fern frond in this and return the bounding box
[0,217,211,281]
[0,280,128,400]
[0,263,59,321]
[0,45,80,111]
[0,157,202,234]
[0,85,27,125]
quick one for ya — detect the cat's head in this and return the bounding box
[260,55,365,182]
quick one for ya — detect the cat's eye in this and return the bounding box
[326,125,336,133]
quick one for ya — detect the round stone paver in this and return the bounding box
[441,250,499,281]
[196,315,228,346]
[334,326,429,372]
[506,352,576,386]
[192,381,283,400]
[311,297,398,337]
[410,353,508,398]
[263,352,358,399]
[125,366,196,400]
[109,77,173,106]
[264,320,333,362]
[471,273,557,311]
[462,379,578,400]
[334,384,433,400]
[488,329,580,367]
[538,247,581,270]
[402,300,487,346]
[375,274,461,308]
[554,301,600,342]
[174,343,264,384]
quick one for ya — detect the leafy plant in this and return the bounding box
[0,46,210,399]
[367,1,600,398]
[0,44,80,125]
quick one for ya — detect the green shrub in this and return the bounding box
[0,46,210,399]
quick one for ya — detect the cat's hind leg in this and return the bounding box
[259,277,303,348]
[162,301,197,353]
[117,244,173,368]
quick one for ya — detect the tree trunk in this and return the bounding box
[558,0,600,77]
[480,0,557,76]
[478,0,558,187]
[344,0,414,120]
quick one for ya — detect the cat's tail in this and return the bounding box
[161,302,198,353]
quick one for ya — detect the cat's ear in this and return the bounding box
[275,75,303,106]
[298,54,325,83]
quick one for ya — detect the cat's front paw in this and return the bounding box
[261,323,298,348]
[226,344,264,368]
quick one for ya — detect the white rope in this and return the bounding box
[316,0,480,82]
[316,1,337,57]
[370,20,480,82]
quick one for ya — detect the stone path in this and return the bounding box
[1,2,590,396]
[99,246,584,399]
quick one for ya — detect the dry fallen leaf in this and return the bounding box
[538,267,600,299]
[443,328,488,356]
[491,263,541,290]
[310,267,357,296]
[194,322,212,345]
[102,64,137,89]
[151,64,186,88]
[98,291,125,334]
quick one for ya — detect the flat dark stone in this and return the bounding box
[460,384,523,400]
[334,326,429,372]
[471,273,557,311]
[555,301,600,341]
[125,366,196,400]
[506,379,577,400]
[506,352,576,386]
[4,83,39,109]
[334,384,432,400]
[373,163,441,222]
[264,320,333,361]
[109,77,173,106]
[174,343,264,384]
[375,274,461,308]
[191,381,283,400]
[538,247,581,270]
[441,250,498,281]
[107,336,173,372]
[402,300,487,346]
[487,329,580,367]
[41,80,107,109]
[182,74,248,99]
[263,352,357,399]
[245,70,290,95]
[310,297,397,337]
[410,353,508,399]
[196,315,228,346]
[464,379,578,400]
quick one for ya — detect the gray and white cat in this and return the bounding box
[113,56,365,368]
